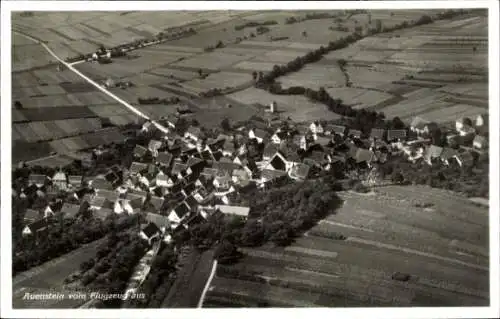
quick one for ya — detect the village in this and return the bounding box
[16,98,489,249]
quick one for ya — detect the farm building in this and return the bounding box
[424,145,443,166]
[473,135,488,150]
[28,174,48,188]
[185,126,202,142]
[475,113,488,128]
[410,116,431,135]
[168,202,191,225]
[52,170,68,190]
[370,128,385,140]
[327,125,347,137]
[440,148,459,166]
[348,129,362,139]
[139,222,162,244]
[309,121,324,134]
[288,163,311,181]
[214,205,250,218]
[22,219,49,237]
[387,129,407,142]
[60,203,80,219]
[453,151,475,167]
[248,128,269,143]
[23,209,41,224]
[456,118,476,136]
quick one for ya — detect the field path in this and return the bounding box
[198,259,218,308]
[12,30,170,134]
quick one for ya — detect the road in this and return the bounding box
[12,30,170,134]
[197,260,218,308]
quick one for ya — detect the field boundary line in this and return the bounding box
[346,236,488,271]
[12,30,170,134]
[197,259,218,308]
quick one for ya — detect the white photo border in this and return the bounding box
[1,1,499,319]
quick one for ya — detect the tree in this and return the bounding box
[302,30,308,37]
[198,69,203,76]
[215,240,242,264]
[221,118,231,132]
[252,71,258,81]
[14,101,23,109]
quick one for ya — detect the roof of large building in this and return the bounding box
[215,205,250,217]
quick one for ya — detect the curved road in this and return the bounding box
[12,30,170,134]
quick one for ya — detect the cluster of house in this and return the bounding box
[406,113,488,167]
[17,111,489,244]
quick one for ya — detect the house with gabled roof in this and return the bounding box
[28,174,48,188]
[181,182,197,198]
[60,203,80,219]
[263,143,279,162]
[309,121,324,135]
[370,128,385,140]
[354,148,375,167]
[155,171,171,188]
[303,150,328,168]
[91,176,114,190]
[52,170,68,191]
[410,116,432,136]
[148,139,163,157]
[196,174,215,190]
[148,196,165,213]
[440,147,459,166]
[133,144,149,159]
[213,160,241,176]
[129,162,149,176]
[271,130,288,145]
[453,151,475,168]
[248,128,269,144]
[326,124,347,137]
[93,208,113,221]
[213,171,233,190]
[186,157,206,174]
[215,205,250,219]
[232,169,251,186]
[145,213,170,231]
[139,222,161,244]
[24,209,42,225]
[473,135,488,150]
[348,129,362,139]
[171,162,188,177]
[168,202,191,224]
[288,163,311,181]
[22,219,50,237]
[185,126,202,142]
[258,169,288,187]
[222,139,235,157]
[68,175,83,189]
[156,152,173,168]
[387,129,407,142]
[424,145,443,166]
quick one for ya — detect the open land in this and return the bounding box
[204,185,489,307]
[11,9,491,311]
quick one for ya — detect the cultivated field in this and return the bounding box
[227,87,342,122]
[13,239,106,309]
[204,185,489,308]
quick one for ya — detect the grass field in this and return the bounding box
[13,238,106,309]
[204,185,489,308]
[162,249,215,308]
[227,87,341,122]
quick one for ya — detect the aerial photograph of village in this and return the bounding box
[7,6,492,312]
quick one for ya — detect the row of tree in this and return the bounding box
[137,97,181,105]
[13,214,139,275]
[377,151,489,198]
[124,245,178,308]
[234,20,278,31]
